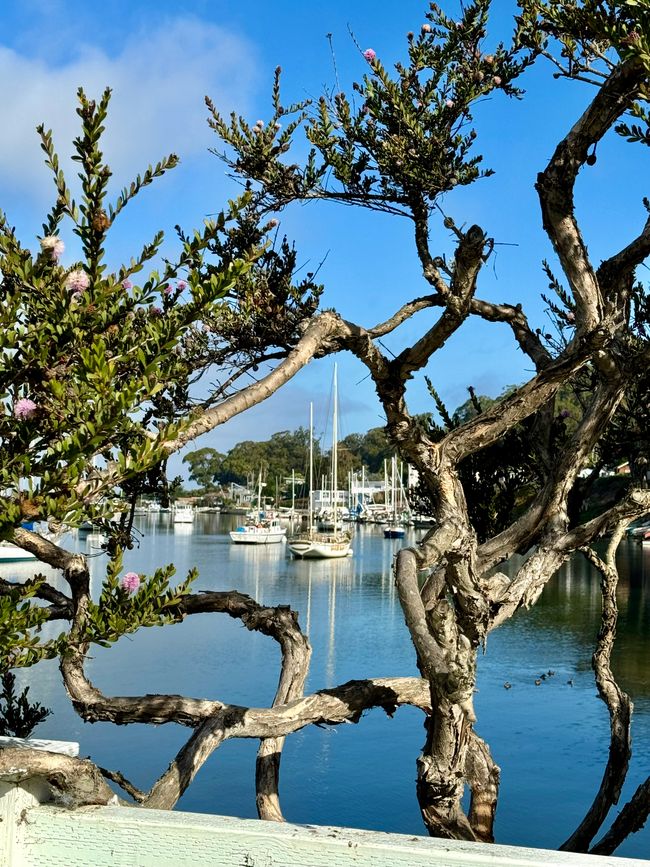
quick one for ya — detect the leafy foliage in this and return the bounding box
[0,578,67,668]
[207,2,533,217]
[0,88,260,543]
[85,553,197,648]
[0,671,52,738]
[183,448,226,490]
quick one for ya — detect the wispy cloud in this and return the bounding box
[0,16,257,206]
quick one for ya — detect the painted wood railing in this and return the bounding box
[1,740,648,867]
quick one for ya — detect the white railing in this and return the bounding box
[0,740,646,867]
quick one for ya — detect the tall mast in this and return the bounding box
[309,402,314,535]
[333,363,338,534]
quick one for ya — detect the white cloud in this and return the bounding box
[0,17,258,205]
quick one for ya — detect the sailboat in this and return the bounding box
[384,456,406,539]
[229,470,287,545]
[288,366,352,559]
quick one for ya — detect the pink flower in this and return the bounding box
[150,306,162,316]
[120,572,140,593]
[40,235,65,260]
[177,280,187,291]
[65,269,90,295]
[446,99,455,108]
[122,279,133,290]
[492,76,502,86]
[163,283,174,296]
[363,48,376,62]
[421,23,431,33]
[13,398,38,419]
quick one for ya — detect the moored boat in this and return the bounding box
[288,367,352,560]
[173,505,194,524]
[0,542,38,562]
[229,517,287,545]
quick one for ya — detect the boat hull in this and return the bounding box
[229,527,286,544]
[288,534,352,559]
[383,526,406,539]
[0,544,37,562]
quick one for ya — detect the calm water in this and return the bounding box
[8,514,650,859]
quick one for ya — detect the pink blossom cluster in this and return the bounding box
[164,280,187,296]
[65,269,90,297]
[363,48,376,62]
[40,235,65,260]
[120,572,141,593]
[13,398,38,419]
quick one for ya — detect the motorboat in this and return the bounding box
[229,516,287,545]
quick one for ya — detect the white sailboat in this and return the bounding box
[288,365,352,559]
[229,471,287,545]
[384,456,406,539]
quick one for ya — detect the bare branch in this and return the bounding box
[160,311,342,455]
[62,672,429,732]
[368,294,443,338]
[598,212,650,299]
[536,57,646,331]
[590,776,650,856]
[144,714,227,810]
[395,226,488,377]
[443,344,594,465]
[99,767,146,803]
[9,528,77,572]
[560,489,650,552]
[469,298,551,370]
[410,194,450,295]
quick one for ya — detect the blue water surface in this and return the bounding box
[10,514,650,860]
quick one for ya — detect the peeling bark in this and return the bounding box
[465,731,500,844]
[560,526,632,852]
[0,748,118,807]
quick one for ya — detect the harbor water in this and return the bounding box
[7,513,650,859]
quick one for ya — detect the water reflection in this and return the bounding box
[2,518,648,858]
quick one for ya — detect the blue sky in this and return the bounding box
[0,1,646,475]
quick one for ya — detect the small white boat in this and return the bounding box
[229,517,287,545]
[173,505,194,524]
[383,525,406,539]
[0,525,64,561]
[628,521,650,537]
[0,542,38,562]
